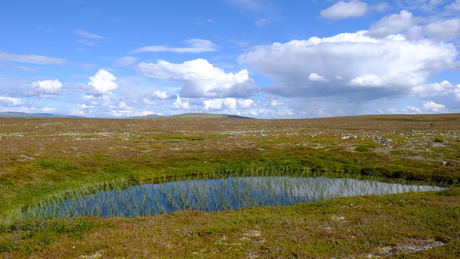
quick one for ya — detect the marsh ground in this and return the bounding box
[0,114,459,258]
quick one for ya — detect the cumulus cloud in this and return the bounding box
[204,98,236,110]
[88,69,118,95]
[320,0,368,20]
[308,73,328,82]
[239,31,458,102]
[367,10,460,41]
[76,94,134,117]
[20,79,63,96]
[173,95,190,109]
[0,50,66,64]
[148,90,171,100]
[404,105,422,113]
[33,79,63,94]
[367,10,417,38]
[133,39,218,54]
[423,101,446,112]
[270,100,281,107]
[424,18,460,41]
[203,98,254,110]
[237,99,254,108]
[137,58,257,98]
[368,10,460,41]
[410,80,460,110]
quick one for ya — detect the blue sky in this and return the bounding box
[1,0,459,118]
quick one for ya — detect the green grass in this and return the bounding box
[0,217,112,254]
[355,144,377,152]
[152,135,205,141]
[434,136,444,142]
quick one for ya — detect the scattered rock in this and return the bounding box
[331,215,346,222]
[341,135,357,140]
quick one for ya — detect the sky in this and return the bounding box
[1,0,459,118]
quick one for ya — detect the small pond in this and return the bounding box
[23,177,445,218]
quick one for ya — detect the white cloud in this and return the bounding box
[204,98,236,110]
[0,50,66,64]
[203,98,254,110]
[425,18,460,41]
[410,81,460,110]
[33,79,63,94]
[73,29,105,39]
[349,74,384,87]
[308,73,328,82]
[149,90,170,100]
[0,97,22,106]
[320,0,368,20]
[137,58,257,98]
[423,101,446,112]
[367,10,460,41]
[367,10,417,38]
[365,4,460,41]
[77,94,134,117]
[239,31,458,102]
[114,56,137,67]
[41,107,57,112]
[270,100,281,107]
[133,39,218,54]
[237,99,254,108]
[133,110,161,117]
[173,95,190,109]
[411,80,453,97]
[20,79,63,96]
[88,69,118,95]
[405,106,422,113]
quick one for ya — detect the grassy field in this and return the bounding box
[0,114,459,258]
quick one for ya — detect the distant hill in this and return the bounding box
[130,113,254,119]
[0,112,82,118]
[0,112,254,119]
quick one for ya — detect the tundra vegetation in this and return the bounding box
[0,114,459,258]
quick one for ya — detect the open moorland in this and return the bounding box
[1,114,459,258]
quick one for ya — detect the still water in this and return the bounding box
[23,177,445,218]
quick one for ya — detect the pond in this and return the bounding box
[23,176,445,218]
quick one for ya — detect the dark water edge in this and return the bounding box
[23,177,445,218]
